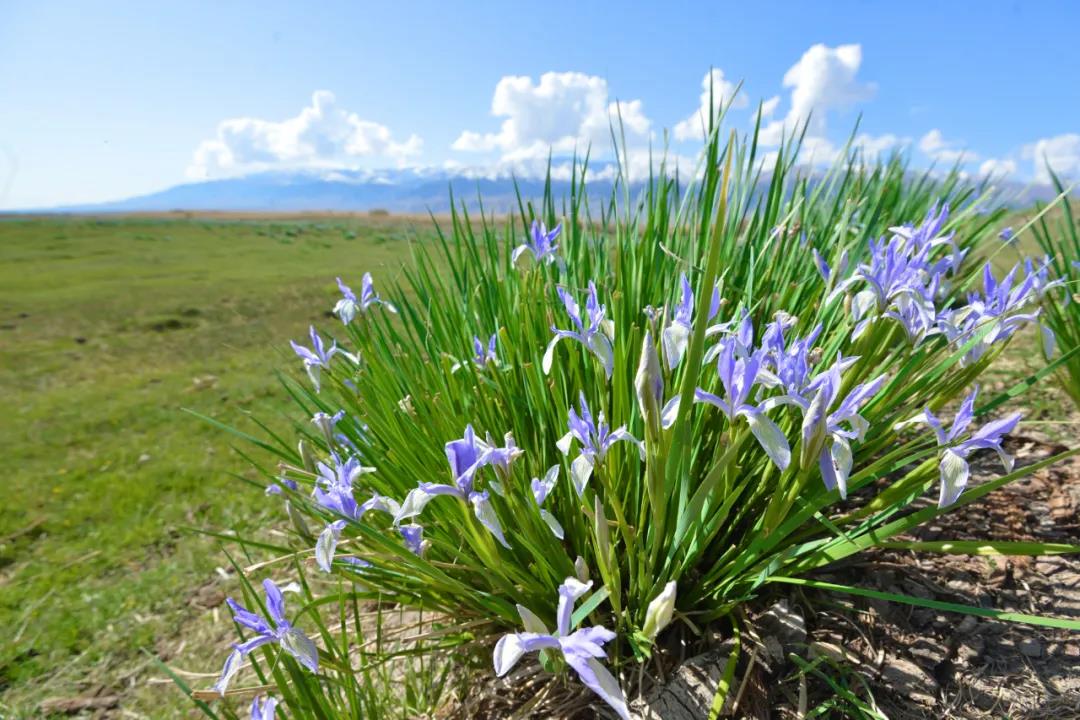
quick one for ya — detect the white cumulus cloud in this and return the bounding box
[451,71,651,161]
[673,69,748,141]
[188,91,423,179]
[978,157,1017,179]
[759,44,876,146]
[1023,133,1080,183]
[918,129,979,165]
[851,133,907,162]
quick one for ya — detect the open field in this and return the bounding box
[0,215,435,717]
[0,210,1074,719]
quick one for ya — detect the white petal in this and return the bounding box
[472,494,512,549]
[642,581,677,642]
[571,454,595,496]
[583,657,631,720]
[280,628,319,673]
[556,431,575,456]
[661,323,690,370]
[315,524,340,573]
[938,449,970,508]
[852,289,878,322]
[395,487,436,524]
[511,244,531,264]
[213,648,243,695]
[660,396,681,429]
[741,408,791,471]
[830,436,853,500]
[542,336,561,376]
[493,634,526,677]
[540,508,565,539]
[588,333,615,378]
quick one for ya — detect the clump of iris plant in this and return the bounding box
[192,126,1079,720]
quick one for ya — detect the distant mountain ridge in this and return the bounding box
[35,167,622,215]
[11,165,1068,215]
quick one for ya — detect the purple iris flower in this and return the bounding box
[884,293,941,345]
[830,205,963,343]
[311,410,360,451]
[999,227,1015,243]
[312,410,345,442]
[756,316,829,399]
[662,273,723,369]
[399,524,426,556]
[214,580,318,694]
[531,465,564,539]
[557,394,644,495]
[897,387,1021,507]
[290,326,340,392]
[395,426,520,549]
[494,578,629,720]
[474,333,498,366]
[334,273,397,324]
[250,696,277,720]
[512,220,563,267]
[798,366,886,498]
[315,492,400,572]
[453,333,498,372]
[312,454,376,519]
[812,247,849,287]
[543,282,615,379]
[940,261,1053,364]
[686,340,792,471]
[265,476,298,496]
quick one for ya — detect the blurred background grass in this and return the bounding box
[0,214,432,717]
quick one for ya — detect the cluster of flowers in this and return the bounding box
[815,205,1060,362]
[222,215,1047,718]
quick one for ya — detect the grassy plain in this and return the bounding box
[0,214,433,717]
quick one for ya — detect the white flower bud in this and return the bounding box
[635,330,664,439]
[575,556,590,584]
[642,581,677,643]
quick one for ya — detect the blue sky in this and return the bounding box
[2,0,1079,208]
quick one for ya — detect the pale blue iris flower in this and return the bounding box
[544,282,615,379]
[557,394,644,495]
[334,273,397,324]
[531,465,564,539]
[290,326,342,392]
[452,333,498,372]
[494,578,630,720]
[679,339,793,471]
[512,220,563,267]
[395,426,522,548]
[797,366,886,498]
[662,273,722,370]
[250,696,277,720]
[896,387,1021,507]
[214,580,318,695]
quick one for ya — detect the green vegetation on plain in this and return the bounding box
[0,215,431,717]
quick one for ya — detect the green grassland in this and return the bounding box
[0,215,434,718]
[0,210,1071,719]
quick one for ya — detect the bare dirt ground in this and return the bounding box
[792,435,1080,719]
